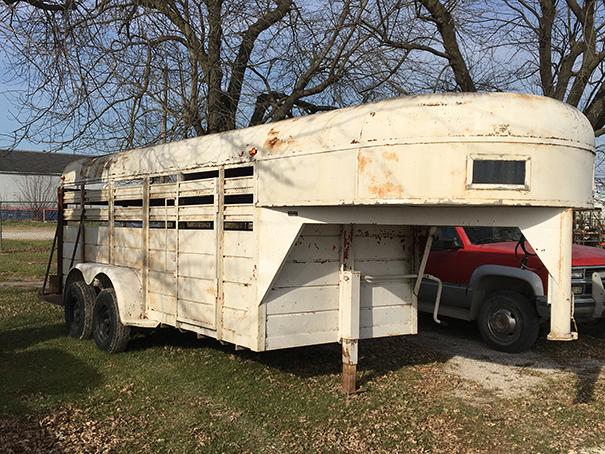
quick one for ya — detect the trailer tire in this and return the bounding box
[64,280,96,339]
[92,288,130,353]
[478,291,539,353]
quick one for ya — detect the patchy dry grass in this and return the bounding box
[1,267,605,451]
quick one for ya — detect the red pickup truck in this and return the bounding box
[418,226,605,353]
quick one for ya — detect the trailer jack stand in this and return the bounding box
[341,338,359,394]
[342,363,357,394]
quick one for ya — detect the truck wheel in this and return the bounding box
[92,288,130,353]
[478,291,539,353]
[64,280,96,339]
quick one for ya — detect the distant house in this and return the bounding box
[0,150,87,200]
[0,150,88,220]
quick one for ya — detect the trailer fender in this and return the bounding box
[469,265,544,319]
[71,263,158,328]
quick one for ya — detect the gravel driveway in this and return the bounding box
[1,227,55,241]
[414,315,604,398]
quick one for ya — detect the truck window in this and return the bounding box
[432,226,462,250]
[464,226,521,244]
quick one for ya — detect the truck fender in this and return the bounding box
[468,265,544,320]
[68,263,158,328]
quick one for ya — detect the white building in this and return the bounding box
[0,150,89,202]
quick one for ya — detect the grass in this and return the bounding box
[1,220,56,229]
[0,239,53,282]
[2,241,605,452]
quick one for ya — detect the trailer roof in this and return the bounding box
[62,92,594,184]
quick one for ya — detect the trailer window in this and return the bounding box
[471,159,526,186]
[150,174,178,184]
[149,221,175,229]
[224,194,253,205]
[224,221,253,231]
[183,169,218,180]
[179,221,214,230]
[225,166,253,178]
[150,198,175,206]
[180,195,214,205]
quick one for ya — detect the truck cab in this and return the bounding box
[418,226,605,352]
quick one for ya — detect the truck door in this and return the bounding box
[421,226,469,309]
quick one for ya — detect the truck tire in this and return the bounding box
[478,291,539,353]
[92,288,130,353]
[64,280,96,339]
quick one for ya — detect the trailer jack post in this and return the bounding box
[342,338,358,394]
[342,363,357,394]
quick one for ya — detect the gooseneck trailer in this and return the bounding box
[42,92,595,393]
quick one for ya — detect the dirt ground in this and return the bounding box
[0,280,43,288]
[414,315,605,400]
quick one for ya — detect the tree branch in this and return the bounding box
[417,0,476,91]
[2,0,74,12]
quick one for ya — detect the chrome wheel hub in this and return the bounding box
[488,309,518,338]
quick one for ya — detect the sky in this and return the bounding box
[0,53,47,152]
[0,53,15,147]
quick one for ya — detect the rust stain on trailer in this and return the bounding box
[264,128,295,152]
[265,128,280,148]
[368,175,403,198]
[357,152,371,173]
[342,228,353,263]
[342,342,351,361]
[383,151,398,162]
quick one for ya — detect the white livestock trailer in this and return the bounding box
[42,92,595,393]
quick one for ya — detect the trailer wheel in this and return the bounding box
[92,288,130,353]
[64,280,96,339]
[478,291,539,353]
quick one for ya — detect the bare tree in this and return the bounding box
[3,0,604,151]
[496,0,605,136]
[15,174,55,220]
[362,0,510,93]
[369,0,605,136]
[1,0,406,152]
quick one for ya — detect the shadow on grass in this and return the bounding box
[0,323,65,351]
[244,336,446,389]
[0,348,102,415]
[567,320,605,404]
[128,326,446,389]
[116,314,605,400]
[127,327,206,352]
[0,324,102,415]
